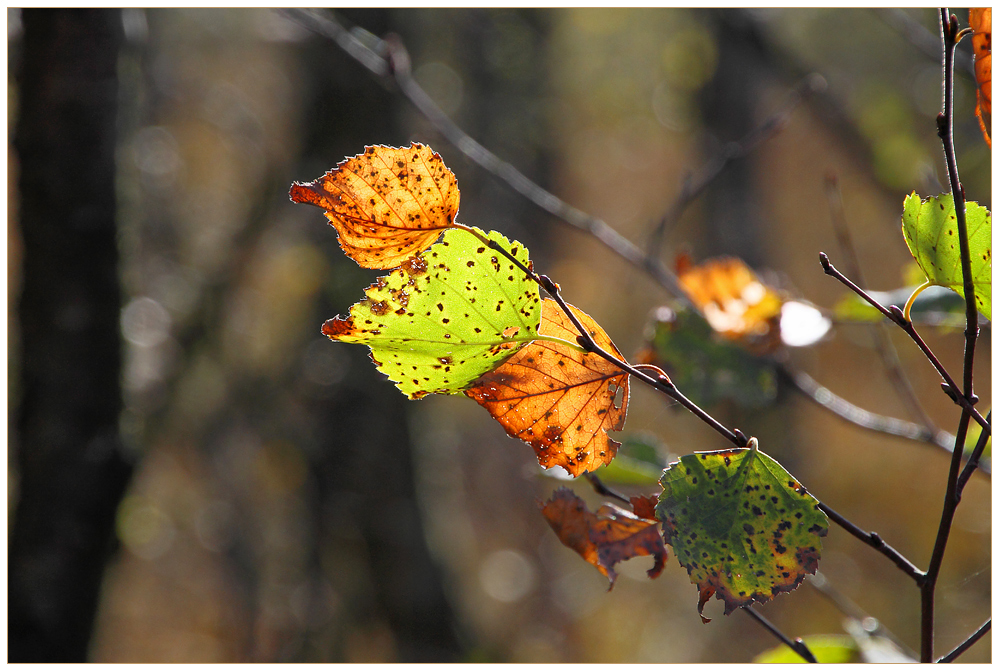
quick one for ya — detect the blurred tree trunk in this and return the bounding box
[9,9,132,662]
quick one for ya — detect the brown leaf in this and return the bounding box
[676,255,783,353]
[541,488,667,588]
[971,8,992,146]
[629,494,659,521]
[466,298,628,477]
[289,143,460,269]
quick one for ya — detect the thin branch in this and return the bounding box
[936,619,991,663]
[819,253,989,432]
[779,366,977,468]
[816,502,925,584]
[742,606,817,663]
[921,11,983,661]
[823,174,938,434]
[645,74,824,257]
[957,410,991,493]
[584,473,631,506]
[874,8,975,78]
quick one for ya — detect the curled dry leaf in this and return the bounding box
[970,8,991,146]
[656,438,828,622]
[676,255,784,353]
[541,488,667,588]
[290,143,460,269]
[466,298,629,477]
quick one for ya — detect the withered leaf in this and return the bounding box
[971,8,991,146]
[290,143,460,269]
[466,298,629,477]
[541,488,668,588]
[676,255,784,354]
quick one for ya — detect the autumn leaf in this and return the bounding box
[901,193,991,321]
[466,298,629,477]
[676,255,784,353]
[290,143,460,269]
[656,438,828,622]
[970,8,991,146]
[323,226,541,399]
[541,488,667,588]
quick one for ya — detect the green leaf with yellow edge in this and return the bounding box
[322,226,542,399]
[753,635,859,664]
[901,192,991,320]
[655,438,829,621]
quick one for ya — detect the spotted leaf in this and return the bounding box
[970,8,991,146]
[323,227,541,399]
[290,143,460,269]
[655,438,828,621]
[901,193,991,321]
[466,298,628,477]
[541,488,667,588]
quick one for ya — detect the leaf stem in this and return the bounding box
[584,473,631,505]
[902,280,934,323]
[741,606,818,663]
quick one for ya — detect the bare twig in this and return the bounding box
[936,619,991,662]
[874,8,975,78]
[584,473,631,505]
[957,410,991,493]
[816,503,925,584]
[808,572,915,657]
[823,174,938,434]
[742,606,817,663]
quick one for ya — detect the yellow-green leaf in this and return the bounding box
[901,193,991,320]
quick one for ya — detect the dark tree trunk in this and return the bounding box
[10,9,132,662]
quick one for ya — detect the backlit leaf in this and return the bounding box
[466,298,629,477]
[290,143,460,269]
[323,227,541,399]
[655,438,828,621]
[901,193,991,320]
[677,255,784,353]
[638,305,778,409]
[970,8,991,146]
[541,488,667,588]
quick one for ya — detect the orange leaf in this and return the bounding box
[677,255,783,353]
[629,494,659,521]
[466,298,628,477]
[970,8,992,146]
[289,143,460,269]
[541,488,667,588]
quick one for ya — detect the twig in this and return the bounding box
[645,74,824,257]
[921,11,984,662]
[957,410,991,494]
[936,619,991,663]
[584,473,631,506]
[823,174,938,434]
[742,606,817,663]
[874,8,975,78]
[815,502,925,584]
[779,366,977,468]
[818,253,989,432]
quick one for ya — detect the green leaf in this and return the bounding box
[753,635,859,664]
[643,305,777,409]
[322,227,541,399]
[901,193,991,320]
[655,439,828,621]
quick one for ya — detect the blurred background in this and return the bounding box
[7,7,991,663]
